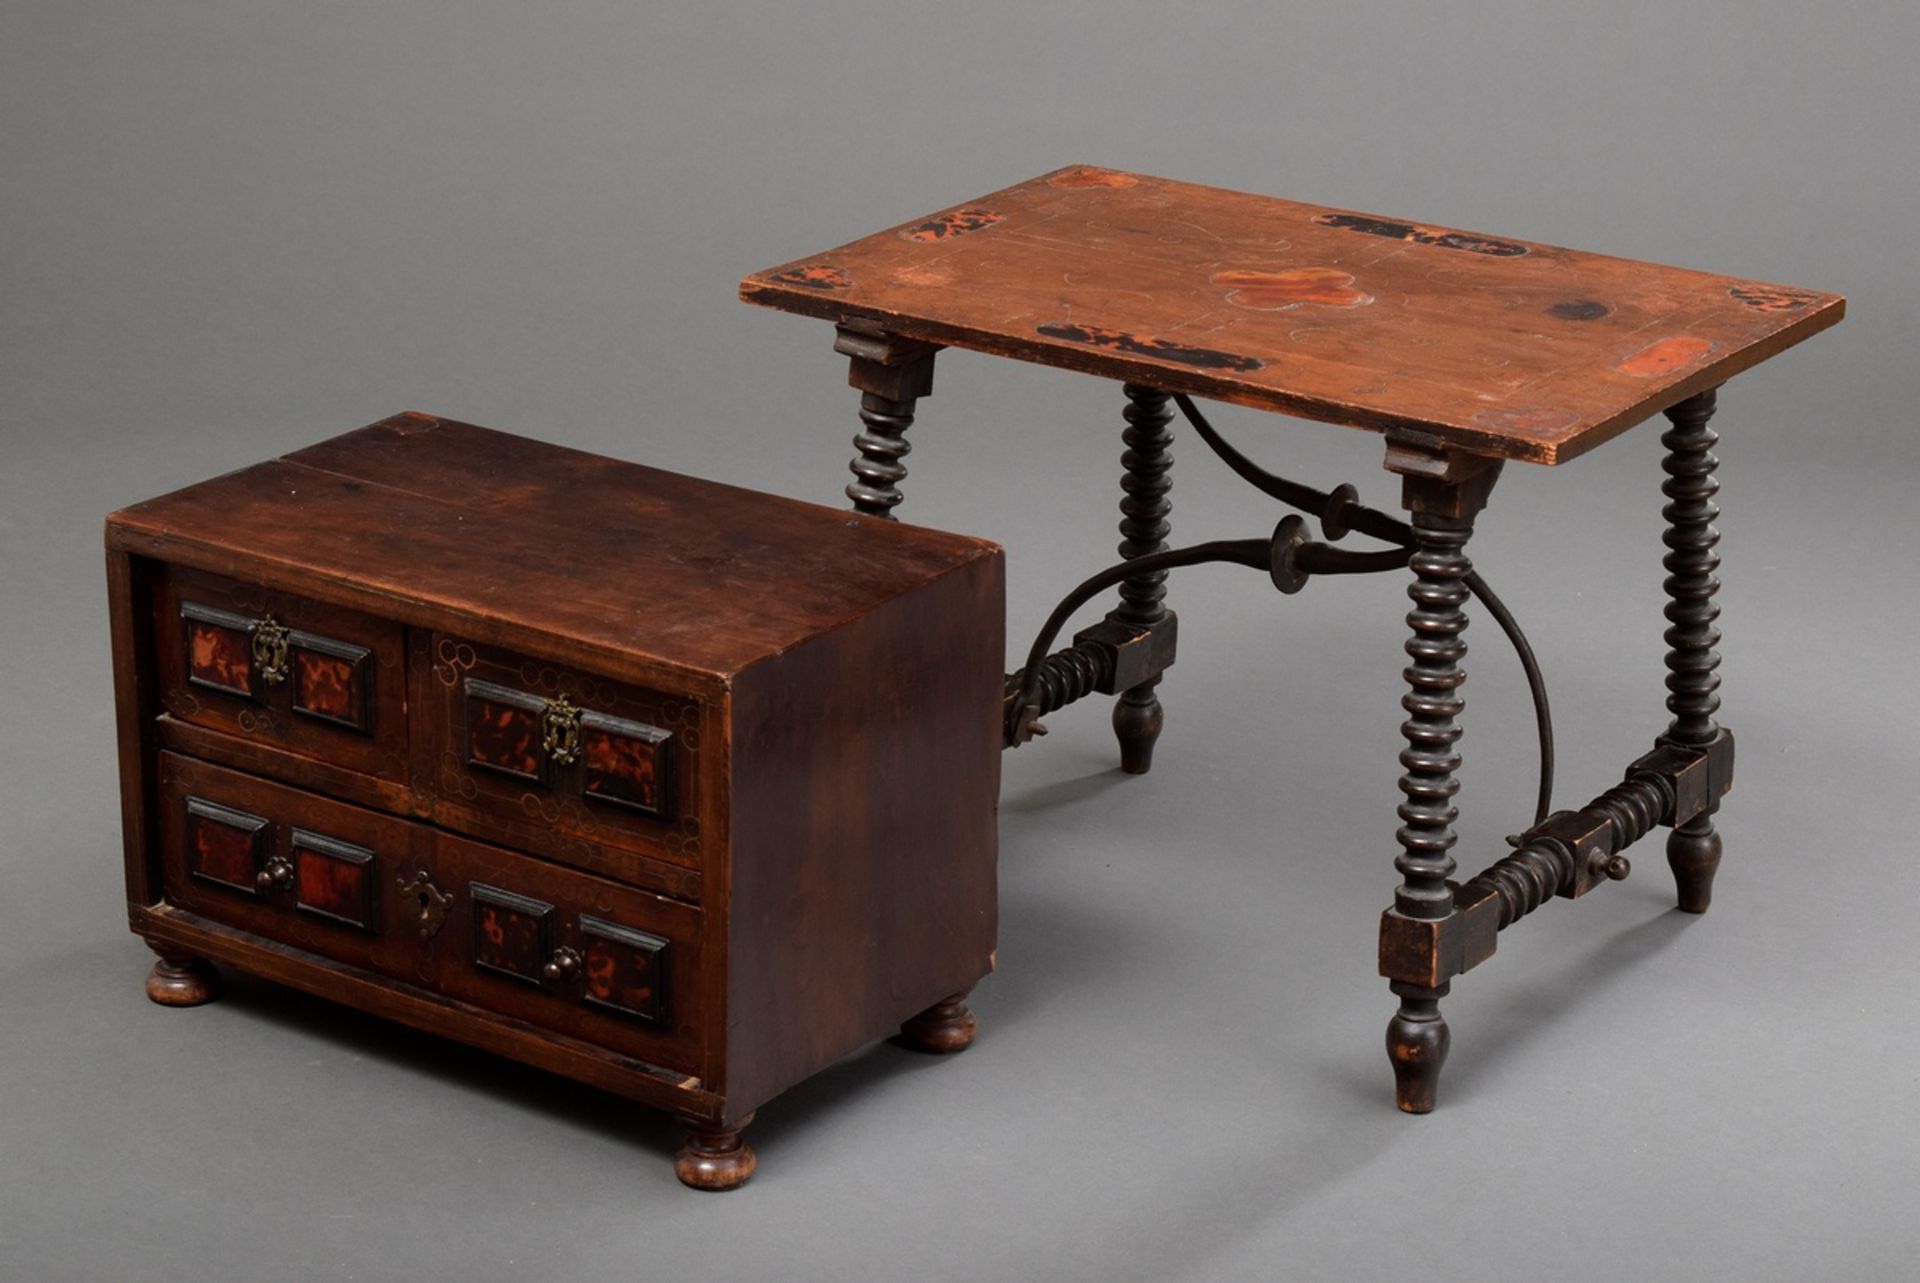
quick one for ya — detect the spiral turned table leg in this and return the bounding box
[1377,455,1500,1115]
[1109,384,1175,773]
[1659,389,1725,913]
[834,324,939,520]
[1386,508,1476,1111]
[847,392,918,517]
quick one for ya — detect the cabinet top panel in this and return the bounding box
[108,414,1000,685]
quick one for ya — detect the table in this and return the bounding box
[739,166,1843,1113]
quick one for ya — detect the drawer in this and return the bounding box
[154,565,409,783]
[423,636,710,884]
[157,752,707,1077]
[157,752,429,982]
[430,830,706,1077]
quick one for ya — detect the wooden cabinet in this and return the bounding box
[109,413,1004,1189]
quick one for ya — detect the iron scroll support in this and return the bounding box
[1004,391,1557,832]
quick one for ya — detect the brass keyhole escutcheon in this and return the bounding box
[542,694,583,766]
[251,614,291,686]
[397,871,450,941]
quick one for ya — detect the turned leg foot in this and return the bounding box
[1113,682,1164,775]
[894,992,978,1054]
[674,1114,756,1191]
[1668,815,1722,914]
[145,949,221,1007]
[1386,983,1450,1114]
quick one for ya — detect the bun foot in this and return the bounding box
[1386,988,1449,1114]
[1668,817,1722,914]
[674,1115,756,1192]
[895,993,978,1054]
[1113,685,1164,775]
[146,952,221,1007]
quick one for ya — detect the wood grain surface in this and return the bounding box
[741,166,1844,464]
[106,413,1000,688]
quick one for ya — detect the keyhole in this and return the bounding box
[417,890,432,912]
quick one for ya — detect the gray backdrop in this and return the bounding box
[4,2,1915,1280]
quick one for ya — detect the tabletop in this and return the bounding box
[741,166,1844,464]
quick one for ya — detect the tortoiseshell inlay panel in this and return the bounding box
[579,914,669,1025]
[185,797,269,893]
[181,602,256,698]
[292,829,376,931]
[581,711,673,818]
[463,679,545,781]
[471,883,554,985]
[291,634,371,732]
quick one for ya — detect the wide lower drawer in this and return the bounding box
[157,753,708,1076]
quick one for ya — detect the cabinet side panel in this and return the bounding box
[724,551,1003,1113]
[107,548,162,907]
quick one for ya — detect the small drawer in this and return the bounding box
[431,830,706,1075]
[423,636,708,883]
[157,753,429,979]
[154,565,409,783]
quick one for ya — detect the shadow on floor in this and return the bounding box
[1310,907,1696,1110]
